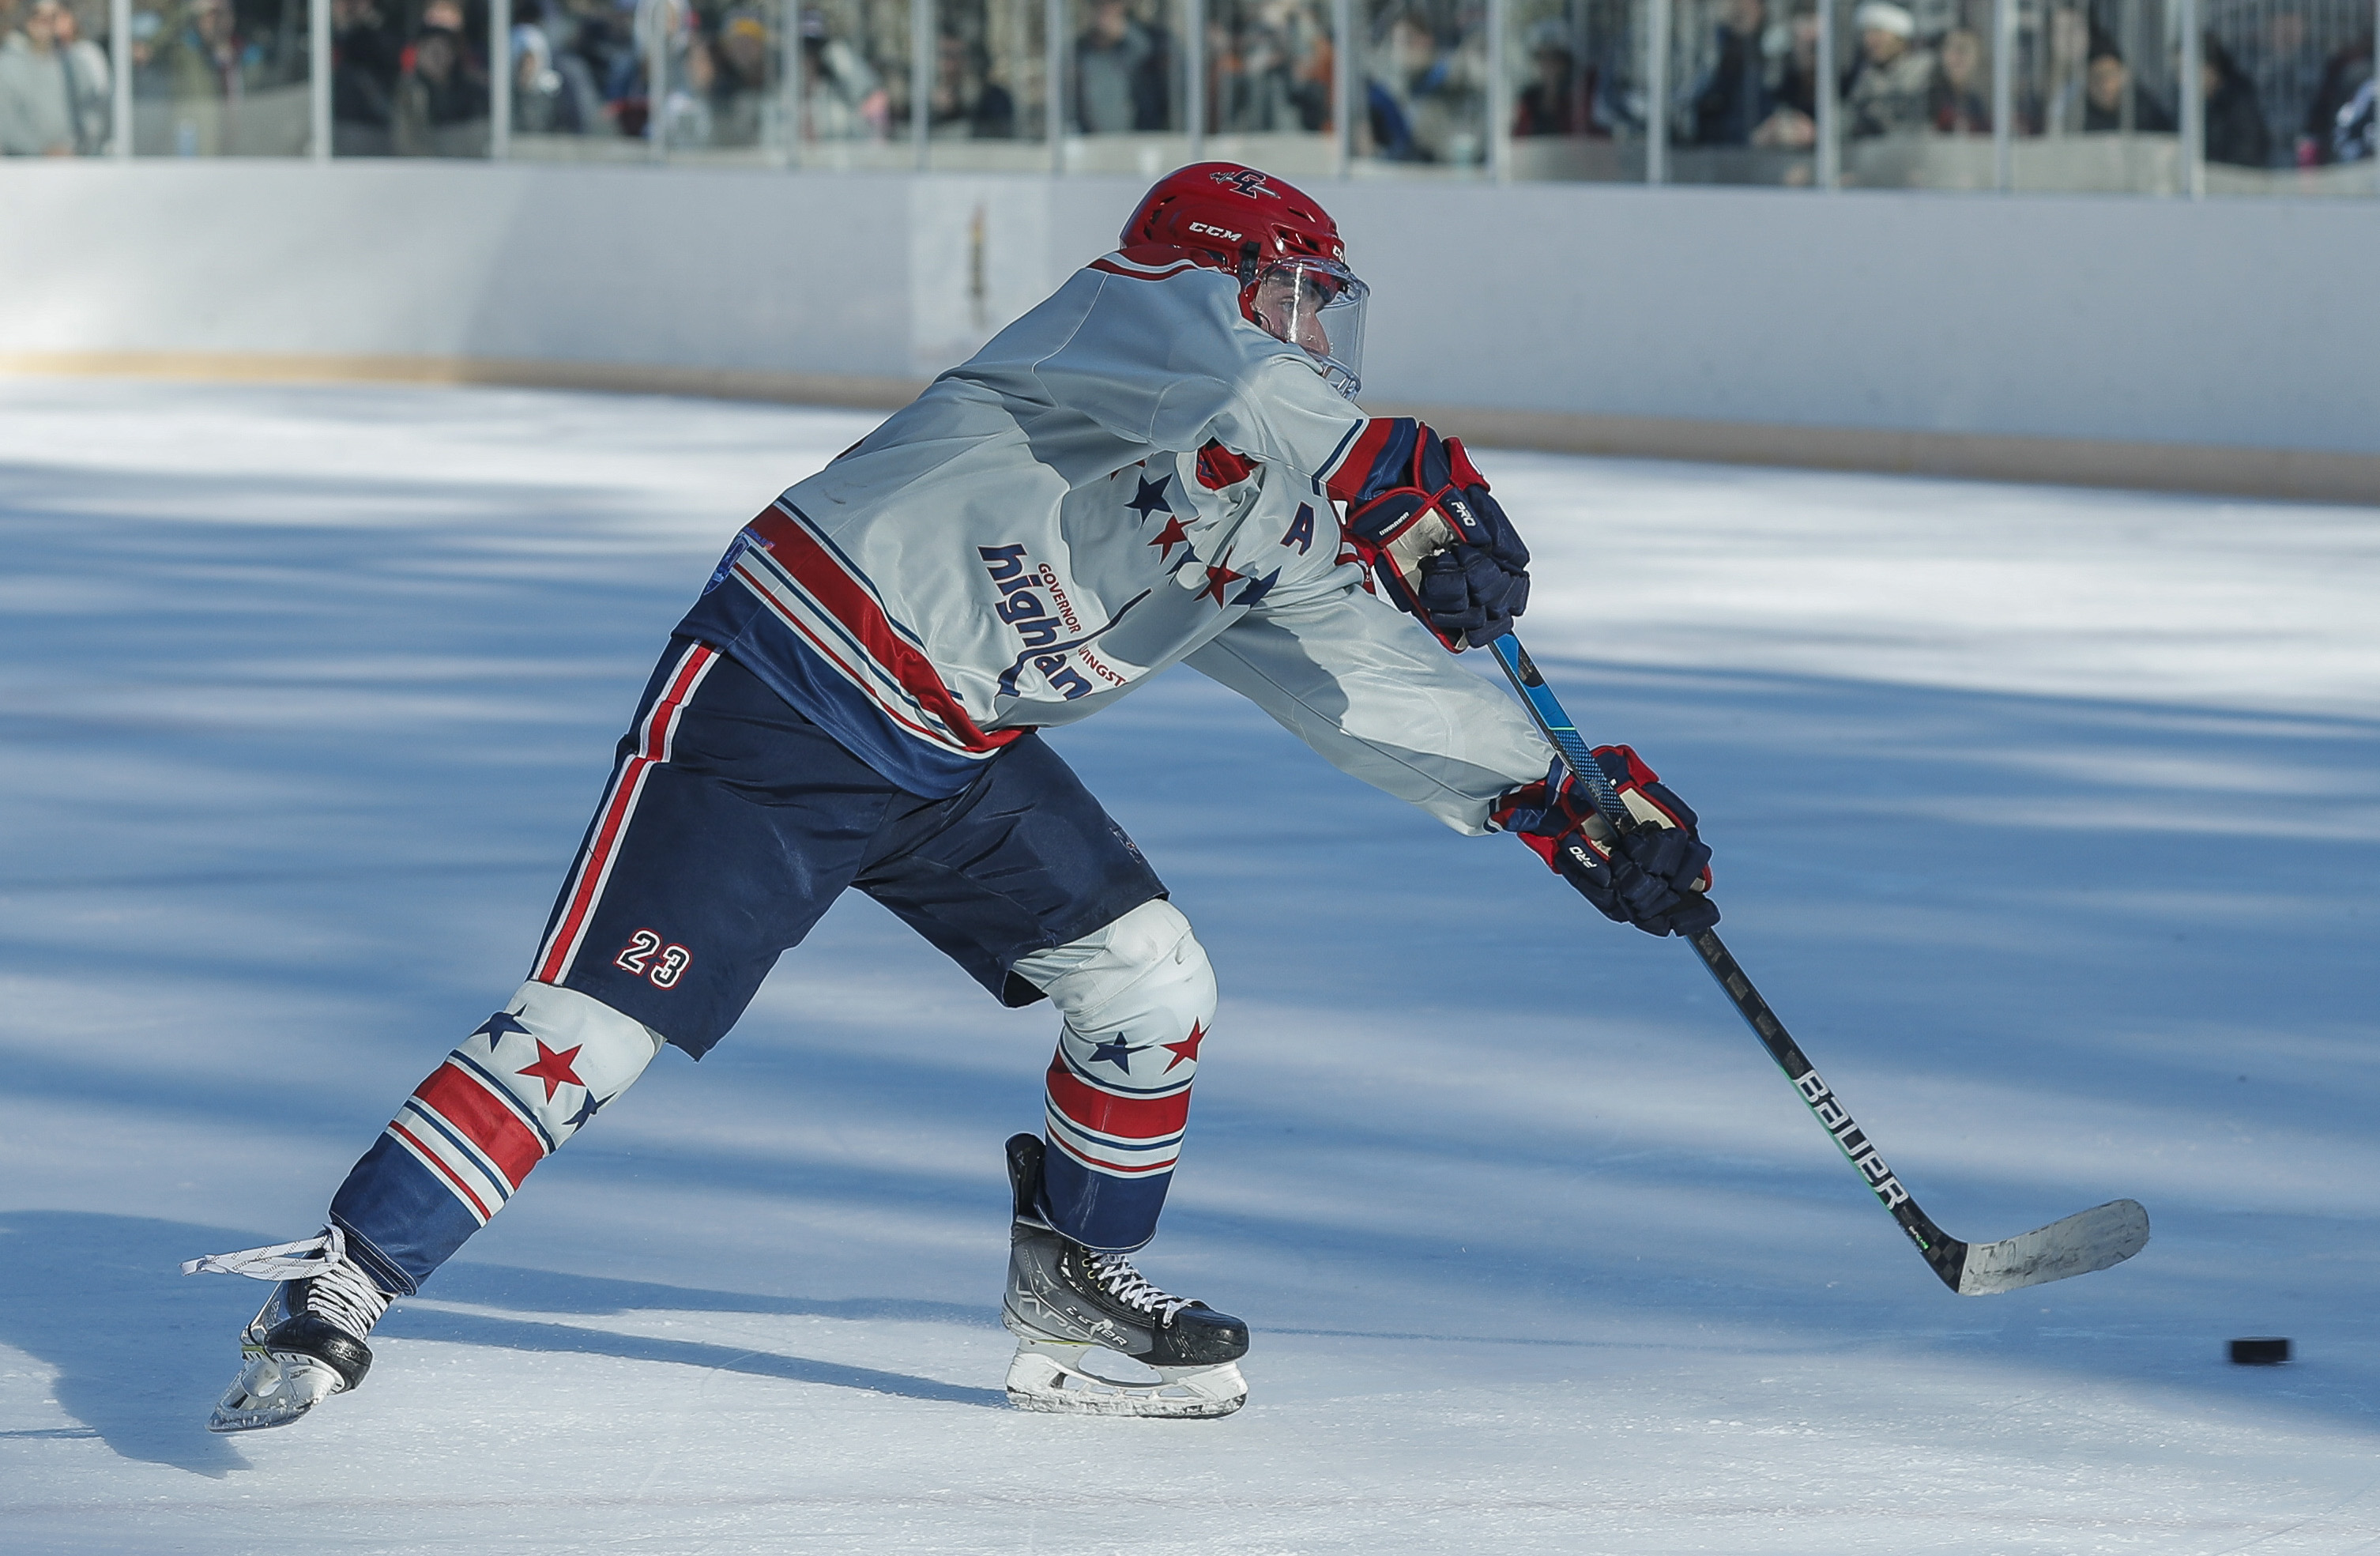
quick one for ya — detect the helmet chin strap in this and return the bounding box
[1236,241,1261,287]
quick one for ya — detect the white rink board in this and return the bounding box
[2,380,2378,1554]
[4,162,2378,457]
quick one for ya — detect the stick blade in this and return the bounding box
[1955,1199,2150,1295]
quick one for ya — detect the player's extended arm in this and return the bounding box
[1182,584,1551,835]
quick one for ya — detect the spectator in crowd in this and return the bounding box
[2251,9,2322,166]
[1365,10,1431,160]
[141,0,247,154]
[1931,24,1988,135]
[1840,0,1936,138]
[702,10,774,145]
[394,0,490,154]
[330,0,399,153]
[2199,31,2269,168]
[1074,0,1169,134]
[1690,0,1774,146]
[1749,5,1817,148]
[1211,0,1330,135]
[926,30,1012,139]
[2301,29,2371,164]
[2335,75,2374,161]
[2080,38,2173,132]
[1365,7,1485,163]
[510,0,573,133]
[1513,23,1595,137]
[0,0,110,153]
[53,1,111,148]
[660,25,714,145]
[510,0,609,136]
[800,6,888,141]
[2032,3,2092,134]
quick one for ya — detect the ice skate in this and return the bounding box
[184,1230,392,1433]
[1000,1134,1249,1418]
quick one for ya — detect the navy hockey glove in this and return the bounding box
[1329,420,1531,651]
[1492,746,1719,937]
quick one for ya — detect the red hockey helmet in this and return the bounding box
[1120,164,1369,398]
[1120,162,1347,279]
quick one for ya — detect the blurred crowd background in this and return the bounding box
[1,0,2371,192]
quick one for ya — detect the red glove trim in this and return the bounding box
[1442,435,1488,492]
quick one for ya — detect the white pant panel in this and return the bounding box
[488,980,667,1147]
[1011,899,1216,1046]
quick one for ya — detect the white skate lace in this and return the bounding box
[181,1226,391,1343]
[1082,1251,1192,1323]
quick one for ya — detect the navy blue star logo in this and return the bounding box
[1231,567,1281,608]
[1126,473,1174,522]
[563,1091,610,1130]
[1089,1037,1138,1072]
[471,1010,532,1045]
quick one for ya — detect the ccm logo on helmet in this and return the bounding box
[1188,220,1244,241]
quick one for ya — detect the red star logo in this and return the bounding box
[1200,562,1243,605]
[516,1040,586,1102]
[1147,516,1192,562]
[1161,1022,1205,1073]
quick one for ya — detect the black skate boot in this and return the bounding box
[1000,1132,1249,1418]
[185,1230,393,1433]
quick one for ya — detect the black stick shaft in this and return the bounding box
[1681,927,1964,1289]
[1485,633,1967,1291]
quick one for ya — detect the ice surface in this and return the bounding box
[3,378,2378,1554]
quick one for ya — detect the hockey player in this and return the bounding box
[185,164,1719,1426]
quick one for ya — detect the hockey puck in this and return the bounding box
[2229,1337,2292,1366]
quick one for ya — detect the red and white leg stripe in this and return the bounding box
[385,1055,549,1226]
[376,981,666,1229]
[533,642,720,985]
[1043,1051,1192,1178]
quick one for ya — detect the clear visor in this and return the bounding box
[1249,257,1368,400]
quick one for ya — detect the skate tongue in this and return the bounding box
[183,1227,347,1281]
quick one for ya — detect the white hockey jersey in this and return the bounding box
[673,247,1550,833]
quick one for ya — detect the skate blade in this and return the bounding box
[205,1346,343,1434]
[1004,1339,1246,1419]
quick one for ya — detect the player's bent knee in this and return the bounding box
[484,980,667,1146]
[1014,899,1216,1042]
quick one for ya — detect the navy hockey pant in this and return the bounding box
[326,637,1192,1295]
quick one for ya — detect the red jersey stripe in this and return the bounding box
[1324,418,1398,506]
[744,507,1022,756]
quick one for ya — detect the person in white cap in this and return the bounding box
[1842,0,1938,139]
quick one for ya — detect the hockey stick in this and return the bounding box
[1485,633,2149,1296]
